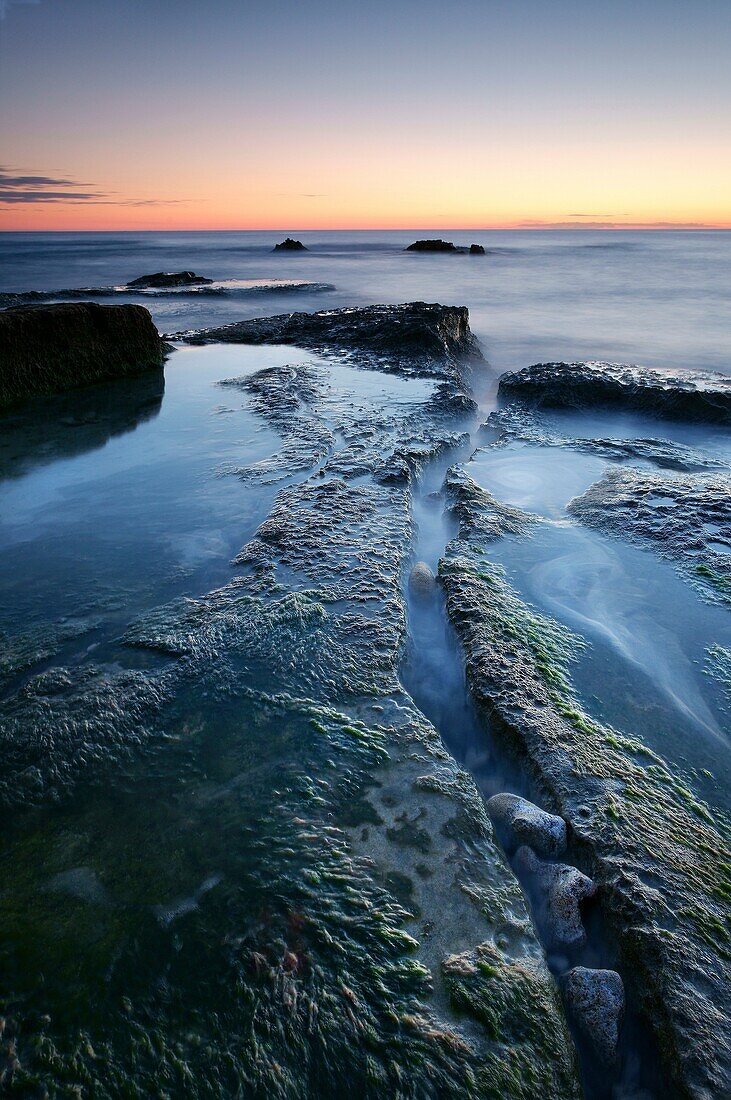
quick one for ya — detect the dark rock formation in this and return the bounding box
[0,303,166,409]
[406,239,458,252]
[469,244,486,255]
[563,967,625,1065]
[498,361,731,423]
[514,846,596,949]
[273,238,308,251]
[487,792,567,857]
[126,271,212,288]
[171,302,483,375]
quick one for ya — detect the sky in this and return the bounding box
[1,0,730,230]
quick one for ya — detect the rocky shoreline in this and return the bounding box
[0,301,729,1098]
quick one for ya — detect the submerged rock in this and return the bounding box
[171,302,484,375]
[487,792,567,857]
[408,561,437,600]
[498,361,731,424]
[0,303,166,408]
[568,466,731,605]
[273,238,308,251]
[563,967,625,1064]
[126,271,212,288]
[514,846,596,949]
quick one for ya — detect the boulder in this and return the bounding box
[469,244,486,255]
[0,303,165,408]
[408,562,436,599]
[498,361,731,424]
[273,238,308,251]
[514,845,596,948]
[563,967,625,1063]
[127,271,212,288]
[487,792,567,857]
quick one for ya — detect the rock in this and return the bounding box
[0,303,166,409]
[469,244,485,255]
[567,467,731,606]
[406,239,458,252]
[497,361,731,424]
[172,302,484,372]
[439,474,731,1095]
[563,967,625,1064]
[126,271,212,288]
[273,238,308,251]
[514,846,596,948]
[409,562,436,599]
[487,792,567,857]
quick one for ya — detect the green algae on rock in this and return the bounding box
[0,312,581,1097]
[439,466,731,1099]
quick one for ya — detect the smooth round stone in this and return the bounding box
[409,561,436,599]
[487,792,567,857]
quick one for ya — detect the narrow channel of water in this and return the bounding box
[400,452,664,1100]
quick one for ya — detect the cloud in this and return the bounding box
[515,219,719,230]
[0,166,189,206]
[0,0,40,20]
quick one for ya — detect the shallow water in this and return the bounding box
[1,232,730,1095]
[464,437,731,811]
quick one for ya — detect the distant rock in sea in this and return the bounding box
[126,271,213,288]
[273,238,308,251]
[406,239,457,252]
[0,303,166,408]
[406,239,486,255]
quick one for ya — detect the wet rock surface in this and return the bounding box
[0,302,166,408]
[126,270,213,288]
[498,361,731,424]
[487,793,567,857]
[440,468,731,1098]
[563,967,625,1065]
[0,309,581,1097]
[514,846,597,949]
[170,302,484,376]
[485,402,729,472]
[408,561,437,600]
[568,467,731,606]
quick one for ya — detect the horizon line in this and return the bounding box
[1,224,730,234]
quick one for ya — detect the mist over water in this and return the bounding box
[2,229,730,376]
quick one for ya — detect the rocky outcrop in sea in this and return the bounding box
[0,302,165,408]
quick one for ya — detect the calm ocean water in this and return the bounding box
[1,229,729,376]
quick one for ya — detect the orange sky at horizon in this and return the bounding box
[2,1,730,233]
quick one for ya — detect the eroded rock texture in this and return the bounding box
[498,361,731,424]
[0,310,581,1098]
[440,468,731,1099]
[568,467,731,606]
[171,302,484,376]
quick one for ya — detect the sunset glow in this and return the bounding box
[1,0,730,231]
